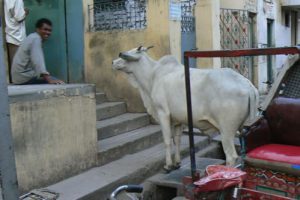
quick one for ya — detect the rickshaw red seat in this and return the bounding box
[247,144,300,165]
[245,97,300,175]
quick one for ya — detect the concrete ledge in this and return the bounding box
[8,84,95,103]
[8,84,97,193]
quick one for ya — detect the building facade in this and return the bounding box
[1,0,300,105]
[220,0,300,92]
[84,0,300,109]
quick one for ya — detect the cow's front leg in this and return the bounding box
[174,125,182,169]
[157,111,173,172]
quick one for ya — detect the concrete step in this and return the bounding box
[96,92,107,104]
[212,135,240,146]
[96,113,150,140]
[97,125,162,166]
[142,144,224,200]
[96,102,126,120]
[212,135,241,153]
[47,135,209,200]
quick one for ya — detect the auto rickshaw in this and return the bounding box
[181,46,300,200]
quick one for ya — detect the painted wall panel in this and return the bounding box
[25,0,68,81]
[84,0,171,112]
[66,0,84,83]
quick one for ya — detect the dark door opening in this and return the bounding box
[267,19,274,83]
[291,11,298,46]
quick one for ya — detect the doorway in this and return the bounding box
[24,0,84,83]
[291,11,298,46]
[220,9,252,80]
[248,13,256,83]
[181,0,196,68]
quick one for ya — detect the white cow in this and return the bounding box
[112,46,259,171]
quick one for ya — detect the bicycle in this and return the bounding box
[109,185,143,200]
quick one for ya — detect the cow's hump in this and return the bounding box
[157,55,181,67]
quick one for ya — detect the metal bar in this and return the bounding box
[0,17,19,200]
[183,56,197,181]
[184,47,300,58]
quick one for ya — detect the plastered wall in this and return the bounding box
[9,85,97,193]
[84,0,172,112]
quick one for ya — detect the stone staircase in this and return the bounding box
[95,92,162,166]
[46,92,223,200]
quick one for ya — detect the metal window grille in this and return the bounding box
[181,0,196,33]
[88,0,147,32]
[220,9,252,80]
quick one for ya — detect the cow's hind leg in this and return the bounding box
[157,111,173,172]
[173,125,182,170]
[220,127,238,166]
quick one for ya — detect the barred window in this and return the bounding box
[91,0,147,31]
[181,0,196,32]
[94,0,125,3]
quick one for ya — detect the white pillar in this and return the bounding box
[195,0,221,68]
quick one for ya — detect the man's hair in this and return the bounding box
[35,18,52,28]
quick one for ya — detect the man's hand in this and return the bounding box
[42,74,65,84]
[24,8,29,16]
[48,79,65,84]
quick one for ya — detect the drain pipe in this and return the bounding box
[0,9,19,200]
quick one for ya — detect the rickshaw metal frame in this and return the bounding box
[183,46,300,182]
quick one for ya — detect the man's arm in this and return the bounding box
[8,0,27,23]
[30,37,64,84]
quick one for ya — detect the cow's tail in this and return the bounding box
[245,85,259,125]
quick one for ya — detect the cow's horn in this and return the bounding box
[120,52,140,61]
[147,46,154,50]
[137,46,143,51]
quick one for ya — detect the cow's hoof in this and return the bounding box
[163,164,181,173]
[163,165,173,173]
[172,163,181,170]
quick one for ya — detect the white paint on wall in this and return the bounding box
[256,0,269,93]
[280,0,300,7]
[274,4,292,72]
[219,0,299,93]
[255,0,298,93]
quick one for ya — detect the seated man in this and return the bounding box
[11,18,64,84]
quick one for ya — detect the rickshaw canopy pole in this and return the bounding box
[183,56,197,181]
